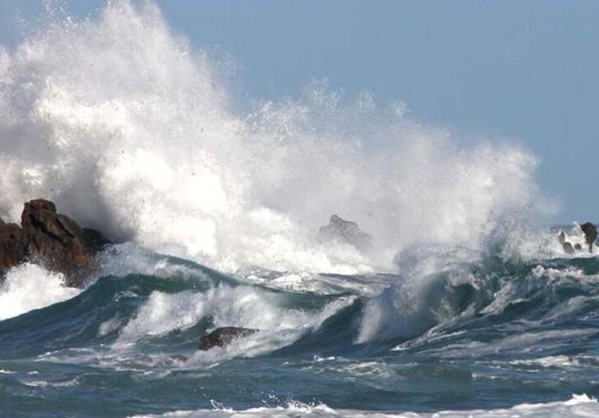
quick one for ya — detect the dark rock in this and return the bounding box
[581,222,597,253]
[318,214,372,251]
[557,231,567,245]
[0,222,28,273]
[198,327,258,350]
[0,199,111,287]
[562,241,575,254]
[82,227,113,253]
[21,199,96,287]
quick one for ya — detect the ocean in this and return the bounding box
[0,2,598,417]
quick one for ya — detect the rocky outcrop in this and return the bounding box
[318,214,372,251]
[0,199,111,287]
[198,327,258,350]
[556,223,597,254]
[581,222,597,253]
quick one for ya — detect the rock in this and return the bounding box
[0,222,28,273]
[581,222,597,253]
[0,199,111,287]
[82,227,113,254]
[562,241,575,254]
[198,327,258,350]
[557,231,567,245]
[318,214,372,251]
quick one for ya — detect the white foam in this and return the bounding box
[107,284,354,363]
[97,243,210,281]
[510,355,580,369]
[130,394,599,418]
[0,263,80,320]
[22,377,79,388]
[357,249,478,344]
[361,248,599,345]
[117,290,214,343]
[0,0,546,276]
[241,269,394,296]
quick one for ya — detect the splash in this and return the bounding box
[0,263,80,320]
[116,284,353,352]
[0,0,546,274]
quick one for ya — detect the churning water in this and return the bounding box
[1,2,597,417]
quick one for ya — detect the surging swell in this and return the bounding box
[1,244,599,364]
[0,0,573,367]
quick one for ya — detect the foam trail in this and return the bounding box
[0,0,547,275]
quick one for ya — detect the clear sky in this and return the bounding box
[1,0,598,222]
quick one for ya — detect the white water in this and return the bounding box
[133,394,599,418]
[111,284,354,360]
[0,0,547,276]
[0,263,80,320]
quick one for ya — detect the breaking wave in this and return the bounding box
[2,2,590,417]
[0,0,547,276]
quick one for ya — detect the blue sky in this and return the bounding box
[1,1,598,222]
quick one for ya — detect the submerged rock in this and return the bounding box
[318,214,372,251]
[198,327,258,350]
[0,199,111,287]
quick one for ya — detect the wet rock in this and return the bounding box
[0,199,111,287]
[82,227,113,254]
[581,222,597,253]
[198,327,258,350]
[318,214,372,251]
[562,241,575,254]
[557,231,567,245]
[0,222,28,273]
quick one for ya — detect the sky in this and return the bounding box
[0,0,598,222]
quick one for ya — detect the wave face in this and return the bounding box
[0,1,592,417]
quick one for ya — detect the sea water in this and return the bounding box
[0,2,597,417]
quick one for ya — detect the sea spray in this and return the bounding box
[1,2,599,417]
[0,1,547,275]
[0,262,80,320]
